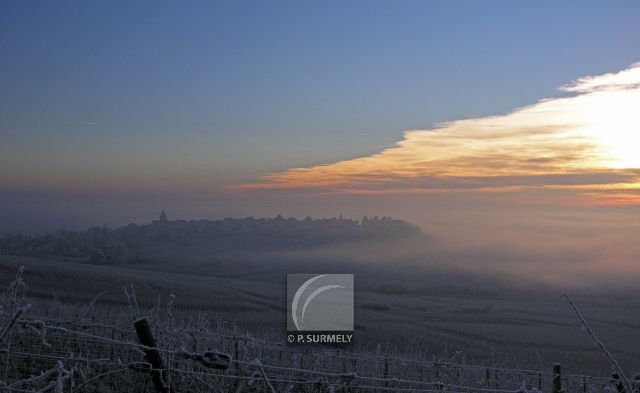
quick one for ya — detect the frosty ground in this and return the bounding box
[1,254,638,377]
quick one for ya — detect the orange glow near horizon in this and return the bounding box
[227,62,640,206]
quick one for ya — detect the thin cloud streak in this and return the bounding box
[227,62,640,205]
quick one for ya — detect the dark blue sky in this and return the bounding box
[1,0,639,231]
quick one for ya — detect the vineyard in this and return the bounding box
[0,267,631,393]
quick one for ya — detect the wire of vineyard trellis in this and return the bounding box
[0,311,619,392]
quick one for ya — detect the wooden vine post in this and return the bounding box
[134,318,173,393]
[553,363,562,393]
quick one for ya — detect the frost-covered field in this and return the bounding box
[0,255,638,392]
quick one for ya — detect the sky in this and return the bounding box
[2,1,640,288]
[231,64,640,199]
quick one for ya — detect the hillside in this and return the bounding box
[0,214,422,264]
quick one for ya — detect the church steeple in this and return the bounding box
[159,210,167,222]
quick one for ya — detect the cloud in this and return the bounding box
[227,62,640,205]
[561,62,640,93]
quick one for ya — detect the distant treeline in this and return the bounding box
[0,215,421,264]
